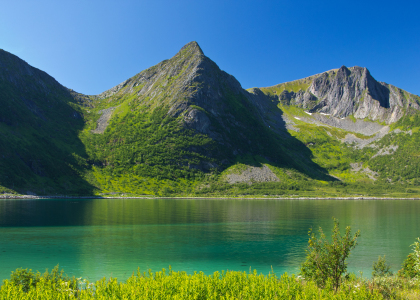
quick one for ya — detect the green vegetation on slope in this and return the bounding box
[0,50,95,195]
[257,77,314,96]
[2,43,420,198]
[366,113,420,184]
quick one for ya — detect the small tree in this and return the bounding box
[412,237,420,275]
[300,218,360,291]
[400,237,420,278]
[372,255,393,277]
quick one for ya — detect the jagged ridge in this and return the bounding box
[254,66,420,124]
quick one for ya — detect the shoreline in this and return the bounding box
[0,194,419,200]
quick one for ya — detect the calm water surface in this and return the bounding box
[0,198,419,281]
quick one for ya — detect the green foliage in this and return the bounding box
[364,111,420,184]
[259,78,312,95]
[9,268,38,293]
[300,218,360,290]
[9,265,77,293]
[399,238,420,279]
[1,267,384,299]
[399,254,418,279]
[412,238,420,275]
[366,275,420,299]
[81,105,216,183]
[367,131,420,183]
[372,256,393,278]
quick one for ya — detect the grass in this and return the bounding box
[256,75,318,96]
[2,267,419,299]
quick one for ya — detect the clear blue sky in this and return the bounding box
[1,0,419,96]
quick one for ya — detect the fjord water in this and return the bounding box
[0,198,419,282]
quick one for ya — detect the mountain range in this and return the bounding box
[1,41,419,197]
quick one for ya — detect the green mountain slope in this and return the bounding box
[246,68,420,197]
[76,42,333,195]
[1,43,420,197]
[0,49,95,195]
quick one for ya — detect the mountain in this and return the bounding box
[76,42,331,195]
[1,42,420,197]
[253,66,420,124]
[248,66,420,194]
[0,49,94,195]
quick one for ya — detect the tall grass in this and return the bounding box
[0,268,387,300]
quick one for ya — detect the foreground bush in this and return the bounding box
[300,218,360,291]
[363,275,420,299]
[399,238,420,279]
[8,265,77,293]
[1,268,383,300]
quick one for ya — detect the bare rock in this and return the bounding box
[184,108,211,134]
[371,144,399,159]
[308,66,420,124]
[225,165,280,184]
[92,107,117,134]
[350,162,378,180]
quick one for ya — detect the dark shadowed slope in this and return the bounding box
[0,49,95,195]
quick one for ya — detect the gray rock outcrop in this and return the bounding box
[225,165,280,184]
[307,66,420,124]
[92,106,117,134]
[257,66,420,125]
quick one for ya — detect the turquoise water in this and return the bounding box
[0,198,419,282]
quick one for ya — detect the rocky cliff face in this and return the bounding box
[257,66,420,124]
[309,66,420,123]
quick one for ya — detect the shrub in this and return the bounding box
[412,237,420,275]
[8,265,77,293]
[300,218,360,291]
[399,254,418,278]
[9,268,39,292]
[399,237,420,279]
[372,255,393,277]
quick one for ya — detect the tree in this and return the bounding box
[399,237,420,278]
[300,218,360,291]
[412,237,420,276]
[372,255,393,277]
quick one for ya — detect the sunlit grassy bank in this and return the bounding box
[1,268,420,300]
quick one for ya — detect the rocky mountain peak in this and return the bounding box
[257,64,420,124]
[96,41,243,114]
[306,65,420,123]
[337,65,351,79]
[178,41,204,56]
[96,41,210,100]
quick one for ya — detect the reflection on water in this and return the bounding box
[0,198,419,281]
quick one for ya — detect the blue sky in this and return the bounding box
[1,0,419,96]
